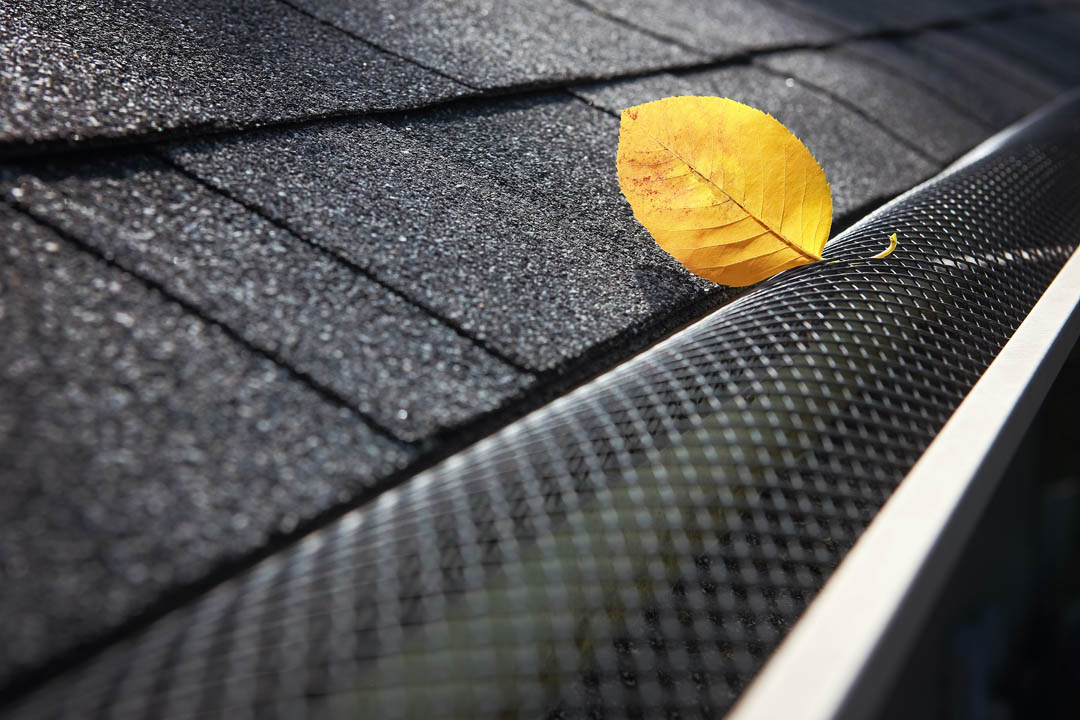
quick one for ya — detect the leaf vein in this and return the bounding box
[645,132,823,263]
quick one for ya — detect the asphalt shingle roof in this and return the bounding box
[0,0,469,151]
[3,0,1080,708]
[270,0,703,89]
[963,11,1080,86]
[166,96,718,371]
[575,0,846,51]
[2,155,529,439]
[758,47,989,162]
[771,0,1027,32]
[840,34,1056,129]
[0,205,413,682]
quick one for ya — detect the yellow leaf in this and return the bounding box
[617,95,834,287]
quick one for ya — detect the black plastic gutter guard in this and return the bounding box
[9,93,1080,720]
[731,90,1080,720]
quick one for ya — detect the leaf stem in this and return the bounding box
[826,233,898,265]
[871,232,899,259]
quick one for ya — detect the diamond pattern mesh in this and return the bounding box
[9,109,1080,719]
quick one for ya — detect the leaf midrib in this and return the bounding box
[643,130,824,263]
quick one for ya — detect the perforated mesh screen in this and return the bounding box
[9,106,1080,719]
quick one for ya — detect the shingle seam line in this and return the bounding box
[750,60,942,165]
[565,0,1056,64]
[273,0,484,91]
[758,0,860,34]
[835,45,998,131]
[568,90,621,119]
[153,151,536,375]
[2,197,411,447]
[562,0,710,56]
[0,3,1058,162]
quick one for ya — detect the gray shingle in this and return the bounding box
[574,66,937,221]
[285,0,702,89]
[166,96,721,372]
[0,0,468,151]
[960,11,1080,87]
[572,72,706,112]
[841,32,1057,131]
[0,205,413,684]
[3,157,529,440]
[914,28,1065,100]
[577,0,845,54]
[758,48,988,163]
[770,0,1022,32]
